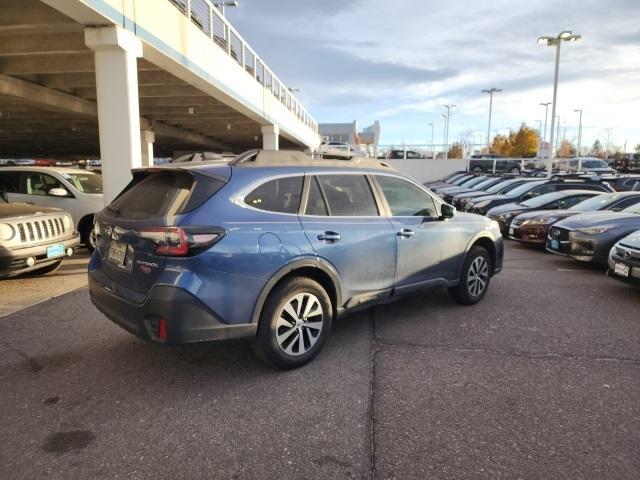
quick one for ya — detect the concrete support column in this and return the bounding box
[141,130,155,167]
[261,124,279,151]
[85,26,143,204]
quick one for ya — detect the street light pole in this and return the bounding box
[442,104,455,160]
[538,31,581,176]
[555,115,560,158]
[428,123,435,159]
[482,88,501,152]
[441,113,447,159]
[574,109,583,157]
[213,0,239,16]
[540,102,551,143]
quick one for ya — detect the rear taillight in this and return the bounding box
[138,227,224,257]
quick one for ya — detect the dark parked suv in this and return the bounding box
[89,151,504,369]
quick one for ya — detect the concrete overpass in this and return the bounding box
[0,0,321,201]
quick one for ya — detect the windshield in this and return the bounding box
[61,172,103,194]
[461,177,487,188]
[452,175,473,185]
[507,181,544,197]
[582,160,607,168]
[520,191,566,208]
[472,178,497,190]
[623,203,640,214]
[485,180,512,193]
[570,193,619,211]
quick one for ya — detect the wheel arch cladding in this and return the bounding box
[251,261,341,325]
[469,236,496,272]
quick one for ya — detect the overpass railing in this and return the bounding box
[168,0,318,134]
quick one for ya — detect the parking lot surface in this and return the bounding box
[0,251,91,318]
[1,243,639,479]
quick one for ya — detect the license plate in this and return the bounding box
[46,243,65,259]
[509,227,514,236]
[550,239,559,250]
[108,240,128,266]
[614,263,630,278]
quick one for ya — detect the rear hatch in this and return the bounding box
[95,167,227,295]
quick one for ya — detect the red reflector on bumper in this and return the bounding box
[158,319,168,341]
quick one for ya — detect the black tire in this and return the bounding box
[80,224,95,253]
[472,166,483,173]
[26,260,62,276]
[252,276,333,370]
[449,246,492,305]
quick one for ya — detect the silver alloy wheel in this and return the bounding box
[275,292,324,356]
[467,256,489,297]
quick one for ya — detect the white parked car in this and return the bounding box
[556,157,616,174]
[318,141,354,159]
[0,167,103,251]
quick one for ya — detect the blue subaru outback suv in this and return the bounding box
[89,150,503,369]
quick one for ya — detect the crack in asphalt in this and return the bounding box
[367,308,380,480]
[374,340,640,365]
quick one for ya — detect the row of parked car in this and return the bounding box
[0,166,103,278]
[426,171,640,284]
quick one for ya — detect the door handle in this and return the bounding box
[317,231,341,242]
[397,229,415,238]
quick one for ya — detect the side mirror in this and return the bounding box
[441,203,455,219]
[48,187,70,197]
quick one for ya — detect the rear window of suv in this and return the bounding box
[110,171,223,219]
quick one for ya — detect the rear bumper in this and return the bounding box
[0,234,80,278]
[89,273,257,344]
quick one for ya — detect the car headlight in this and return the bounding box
[576,224,619,235]
[522,217,558,226]
[499,211,521,220]
[63,215,73,230]
[0,223,15,241]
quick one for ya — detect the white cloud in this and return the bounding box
[229,0,640,149]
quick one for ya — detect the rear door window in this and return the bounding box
[305,177,329,216]
[315,175,378,216]
[245,176,303,214]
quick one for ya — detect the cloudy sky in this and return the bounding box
[228,0,640,151]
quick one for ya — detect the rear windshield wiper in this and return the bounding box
[106,204,121,216]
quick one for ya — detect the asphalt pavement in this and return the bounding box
[0,243,639,479]
[0,250,91,318]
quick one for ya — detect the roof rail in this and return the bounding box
[230,150,396,170]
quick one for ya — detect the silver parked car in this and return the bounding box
[0,167,103,251]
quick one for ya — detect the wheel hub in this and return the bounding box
[275,292,324,356]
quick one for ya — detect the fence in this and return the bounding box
[167,0,317,134]
[377,143,485,160]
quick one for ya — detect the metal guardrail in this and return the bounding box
[168,0,318,135]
